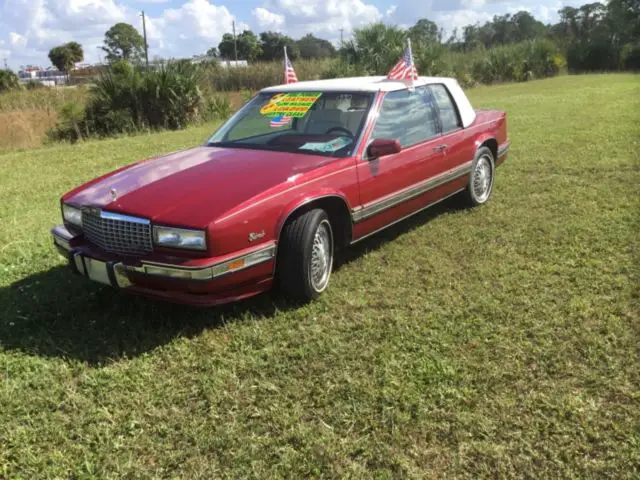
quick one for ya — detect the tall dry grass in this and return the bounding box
[0,86,88,150]
[0,110,59,151]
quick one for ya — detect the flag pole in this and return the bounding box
[283,46,287,84]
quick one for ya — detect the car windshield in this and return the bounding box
[207,91,375,157]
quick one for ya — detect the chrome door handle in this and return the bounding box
[433,144,448,152]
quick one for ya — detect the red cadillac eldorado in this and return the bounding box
[51,76,509,306]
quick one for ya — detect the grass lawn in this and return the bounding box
[1,74,639,478]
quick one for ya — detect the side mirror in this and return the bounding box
[367,139,402,159]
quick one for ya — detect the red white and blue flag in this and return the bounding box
[269,115,292,128]
[387,39,419,82]
[284,46,298,84]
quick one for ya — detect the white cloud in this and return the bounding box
[434,8,492,35]
[151,0,248,57]
[257,0,383,42]
[386,5,397,17]
[9,33,27,47]
[252,7,285,30]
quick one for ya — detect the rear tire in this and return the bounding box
[277,209,334,302]
[464,146,495,206]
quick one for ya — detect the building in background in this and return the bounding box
[18,66,67,86]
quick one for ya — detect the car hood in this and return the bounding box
[66,146,335,227]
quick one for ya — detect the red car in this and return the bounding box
[51,76,509,306]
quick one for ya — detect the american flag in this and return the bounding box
[284,46,298,84]
[269,115,292,128]
[387,39,419,82]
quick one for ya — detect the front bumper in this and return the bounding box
[51,225,276,306]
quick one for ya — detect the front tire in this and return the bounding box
[277,209,334,302]
[464,146,495,206]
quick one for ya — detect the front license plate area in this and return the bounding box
[83,257,113,286]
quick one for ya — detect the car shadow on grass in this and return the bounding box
[0,195,465,365]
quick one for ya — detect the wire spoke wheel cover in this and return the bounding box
[309,220,333,292]
[472,154,493,203]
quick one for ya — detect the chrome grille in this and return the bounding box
[81,208,153,256]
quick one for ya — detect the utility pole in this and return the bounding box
[232,20,238,62]
[141,10,149,66]
[339,28,344,46]
[2,58,7,70]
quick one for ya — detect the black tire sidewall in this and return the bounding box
[277,209,334,301]
[467,147,495,206]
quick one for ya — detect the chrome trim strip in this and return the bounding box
[122,242,277,281]
[351,188,465,244]
[351,160,472,222]
[52,232,71,252]
[498,141,510,157]
[99,210,150,225]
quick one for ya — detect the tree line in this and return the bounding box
[0,0,637,94]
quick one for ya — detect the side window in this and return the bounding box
[429,84,461,133]
[371,86,439,149]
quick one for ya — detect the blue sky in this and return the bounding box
[0,0,585,70]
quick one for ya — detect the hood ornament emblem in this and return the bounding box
[110,188,117,201]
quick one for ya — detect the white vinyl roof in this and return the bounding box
[261,76,460,93]
[260,76,477,128]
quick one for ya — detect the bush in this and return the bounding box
[50,61,205,141]
[0,69,21,93]
[204,94,232,121]
[620,43,640,70]
[24,80,47,90]
[200,59,330,91]
[566,40,619,72]
[320,60,367,79]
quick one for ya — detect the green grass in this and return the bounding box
[1,74,639,478]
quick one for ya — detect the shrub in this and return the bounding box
[204,94,232,121]
[0,69,21,93]
[320,60,367,79]
[566,40,619,72]
[50,61,205,141]
[620,43,640,70]
[24,80,47,90]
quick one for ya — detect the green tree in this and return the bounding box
[296,34,336,59]
[0,69,21,92]
[344,23,406,75]
[48,42,84,78]
[259,31,298,61]
[409,19,440,46]
[218,31,262,61]
[102,23,145,62]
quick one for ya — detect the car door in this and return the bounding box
[353,86,449,238]
[428,83,476,178]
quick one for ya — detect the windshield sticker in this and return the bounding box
[300,136,353,153]
[269,115,292,128]
[260,92,322,118]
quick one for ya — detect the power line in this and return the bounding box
[141,10,149,66]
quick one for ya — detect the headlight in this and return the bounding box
[62,204,82,227]
[153,226,207,251]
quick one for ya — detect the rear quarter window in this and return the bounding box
[429,84,462,133]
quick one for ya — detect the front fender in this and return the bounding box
[275,190,353,240]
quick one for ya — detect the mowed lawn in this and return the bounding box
[1,74,638,478]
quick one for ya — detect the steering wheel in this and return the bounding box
[325,126,354,138]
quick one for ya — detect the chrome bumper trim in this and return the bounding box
[123,243,277,281]
[498,141,510,157]
[53,226,276,283]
